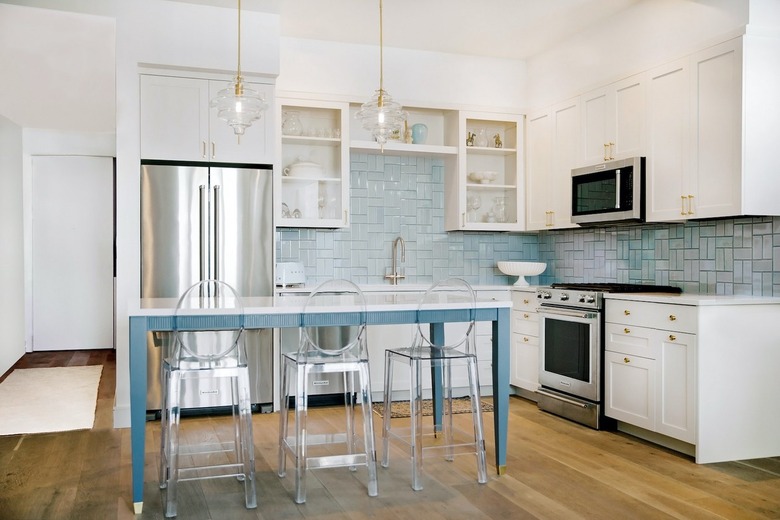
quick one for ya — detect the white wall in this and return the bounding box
[0,115,25,376]
[525,0,749,109]
[278,37,526,112]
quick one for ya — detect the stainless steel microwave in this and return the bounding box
[571,156,645,224]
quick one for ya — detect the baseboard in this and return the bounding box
[617,421,695,458]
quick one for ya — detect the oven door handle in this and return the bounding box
[537,388,589,409]
[538,307,599,320]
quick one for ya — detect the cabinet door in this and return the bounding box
[525,109,552,231]
[140,75,209,161]
[657,331,696,443]
[605,350,655,430]
[645,59,690,222]
[690,39,742,219]
[581,76,644,165]
[208,81,275,164]
[550,98,579,228]
[511,333,539,391]
[366,323,416,398]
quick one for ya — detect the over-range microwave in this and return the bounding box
[571,156,645,225]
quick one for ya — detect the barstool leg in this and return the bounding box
[164,370,182,518]
[294,364,308,504]
[159,363,170,489]
[381,350,394,468]
[344,369,356,471]
[410,357,424,491]
[278,358,291,478]
[237,368,257,509]
[444,359,455,462]
[359,362,378,497]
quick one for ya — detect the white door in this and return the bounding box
[32,156,114,350]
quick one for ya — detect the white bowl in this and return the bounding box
[497,261,547,286]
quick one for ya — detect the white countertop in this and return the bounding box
[275,284,512,294]
[130,292,511,317]
[604,292,780,306]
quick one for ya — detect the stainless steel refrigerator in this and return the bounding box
[141,160,274,414]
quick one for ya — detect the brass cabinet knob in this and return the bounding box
[669,334,676,341]
[669,315,677,321]
[623,357,630,363]
[624,328,631,334]
[523,337,529,343]
[624,309,631,315]
[523,313,529,319]
[523,299,529,305]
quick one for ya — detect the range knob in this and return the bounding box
[537,290,552,300]
[559,293,569,301]
[583,294,596,304]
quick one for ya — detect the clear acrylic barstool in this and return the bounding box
[159,279,256,518]
[381,278,487,491]
[278,279,378,504]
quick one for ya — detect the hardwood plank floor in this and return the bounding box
[1,350,778,519]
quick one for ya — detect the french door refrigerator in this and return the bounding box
[141,160,274,414]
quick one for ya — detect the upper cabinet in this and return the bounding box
[526,98,580,231]
[277,98,350,228]
[580,75,645,165]
[445,111,524,231]
[646,36,780,222]
[140,74,274,164]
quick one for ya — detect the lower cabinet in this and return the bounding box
[605,300,696,444]
[509,288,540,394]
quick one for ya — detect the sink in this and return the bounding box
[496,261,547,286]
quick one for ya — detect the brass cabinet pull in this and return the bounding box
[523,299,529,305]
[669,315,677,321]
[624,309,631,316]
[603,143,609,161]
[623,357,630,363]
[669,334,677,341]
[624,328,631,334]
[680,195,687,215]
[608,142,615,160]
[687,194,695,215]
[523,337,529,343]
[523,313,529,319]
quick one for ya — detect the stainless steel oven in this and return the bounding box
[536,283,682,430]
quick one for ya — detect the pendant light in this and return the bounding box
[210,0,268,137]
[355,0,406,151]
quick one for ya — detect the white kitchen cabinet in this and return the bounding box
[509,288,539,397]
[580,74,644,165]
[605,300,696,444]
[647,36,780,222]
[140,74,274,164]
[525,98,579,230]
[277,98,350,228]
[445,112,524,231]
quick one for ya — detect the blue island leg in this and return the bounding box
[492,307,510,474]
[129,316,148,514]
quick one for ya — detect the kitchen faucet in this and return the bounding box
[385,236,406,285]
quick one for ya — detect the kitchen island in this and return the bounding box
[128,292,512,514]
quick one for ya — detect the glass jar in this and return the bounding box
[281,111,303,136]
[492,197,507,223]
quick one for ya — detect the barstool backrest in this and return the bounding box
[415,278,476,352]
[299,279,368,359]
[173,279,246,368]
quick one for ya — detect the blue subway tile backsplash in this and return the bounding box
[276,154,780,295]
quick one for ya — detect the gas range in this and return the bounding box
[537,282,682,310]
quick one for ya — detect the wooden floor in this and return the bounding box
[1,350,779,519]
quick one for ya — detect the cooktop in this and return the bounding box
[549,282,682,294]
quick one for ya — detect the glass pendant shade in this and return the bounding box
[211,78,267,136]
[356,89,406,145]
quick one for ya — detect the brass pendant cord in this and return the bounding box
[378,0,384,108]
[235,0,243,95]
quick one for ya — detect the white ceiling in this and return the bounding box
[0,0,643,132]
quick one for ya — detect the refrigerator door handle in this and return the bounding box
[213,185,221,281]
[199,184,208,282]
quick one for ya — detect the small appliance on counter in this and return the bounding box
[276,262,306,287]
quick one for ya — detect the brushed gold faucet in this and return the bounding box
[385,236,406,285]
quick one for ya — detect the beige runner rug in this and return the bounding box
[0,365,103,435]
[373,397,493,419]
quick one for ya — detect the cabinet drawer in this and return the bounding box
[512,309,539,332]
[511,291,538,312]
[606,300,696,333]
[512,332,539,348]
[605,323,655,358]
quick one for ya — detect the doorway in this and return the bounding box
[31,155,114,351]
